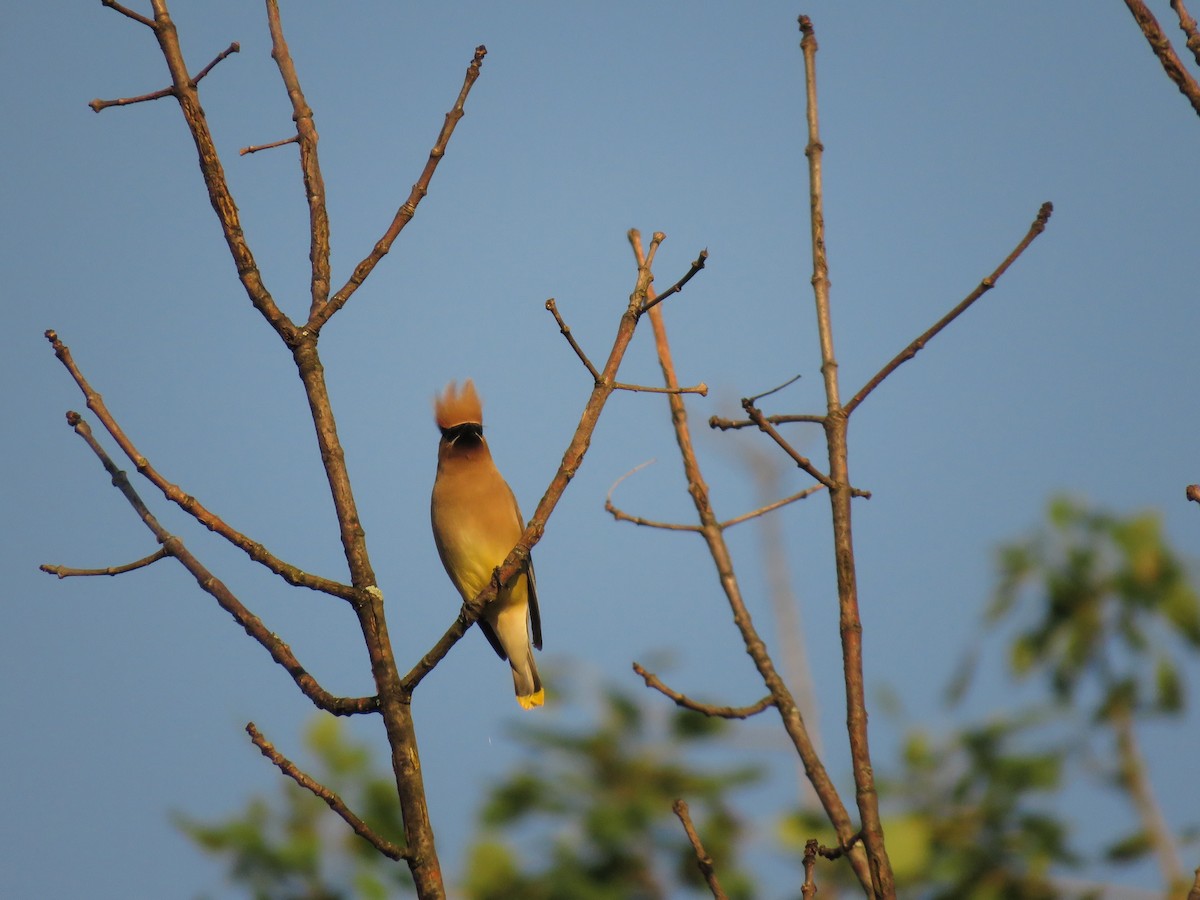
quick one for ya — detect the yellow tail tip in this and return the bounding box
[517,688,545,710]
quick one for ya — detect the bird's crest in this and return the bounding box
[435,379,483,430]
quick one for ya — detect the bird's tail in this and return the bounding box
[512,649,544,709]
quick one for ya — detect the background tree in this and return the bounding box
[9,4,1200,898]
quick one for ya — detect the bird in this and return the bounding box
[430,379,544,709]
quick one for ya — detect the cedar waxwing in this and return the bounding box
[430,380,544,709]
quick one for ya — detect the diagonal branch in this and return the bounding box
[311,45,488,331]
[673,799,729,900]
[634,663,773,719]
[40,548,170,579]
[45,330,357,601]
[141,0,295,341]
[100,0,155,29]
[264,0,330,314]
[404,228,667,691]
[640,248,708,314]
[246,722,407,861]
[546,298,602,380]
[1123,0,1200,118]
[57,411,376,716]
[741,401,835,490]
[843,201,1053,416]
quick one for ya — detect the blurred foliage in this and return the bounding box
[462,687,760,900]
[179,684,760,899]
[175,716,410,900]
[181,498,1200,898]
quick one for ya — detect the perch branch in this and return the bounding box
[404,228,670,691]
[614,381,708,396]
[89,41,240,113]
[673,799,729,900]
[265,0,330,313]
[311,45,488,331]
[40,548,169,579]
[1123,0,1200,118]
[843,201,1053,416]
[634,663,773,719]
[57,411,375,716]
[44,331,356,601]
[246,722,407,860]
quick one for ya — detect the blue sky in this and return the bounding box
[4,3,1199,897]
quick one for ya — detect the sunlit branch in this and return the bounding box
[40,548,170,579]
[673,799,729,900]
[246,722,407,861]
[634,663,773,719]
[89,41,239,112]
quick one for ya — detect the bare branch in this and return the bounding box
[673,799,729,900]
[798,15,890,894]
[312,45,488,331]
[265,0,330,313]
[640,248,708,314]
[709,412,826,431]
[720,485,826,529]
[40,547,169,579]
[44,330,357,601]
[546,298,601,381]
[1172,0,1200,67]
[240,135,300,156]
[100,0,156,29]
[634,663,773,719]
[246,722,407,861]
[89,40,239,113]
[58,410,375,716]
[843,201,1053,416]
[606,463,703,532]
[1123,0,1200,118]
[741,401,835,490]
[638,234,872,889]
[614,381,708,396]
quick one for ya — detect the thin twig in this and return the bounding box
[265,0,330,313]
[1124,0,1200,118]
[40,547,170,579]
[634,664,773,718]
[44,331,356,601]
[1172,0,1200,66]
[56,411,375,716]
[89,41,240,113]
[545,298,601,380]
[100,0,156,29]
[640,248,709,314]
[673,799,729,900]
[720,485,826,529]
[613,381,708,396]
[843,201,1053,416]
[246,722,407,861]
[710,412,826,431]
[747,373,803,406]
[311,45,488,331]
[741,402,835,490]
[605,461,701,531]
[240,135,300,156]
